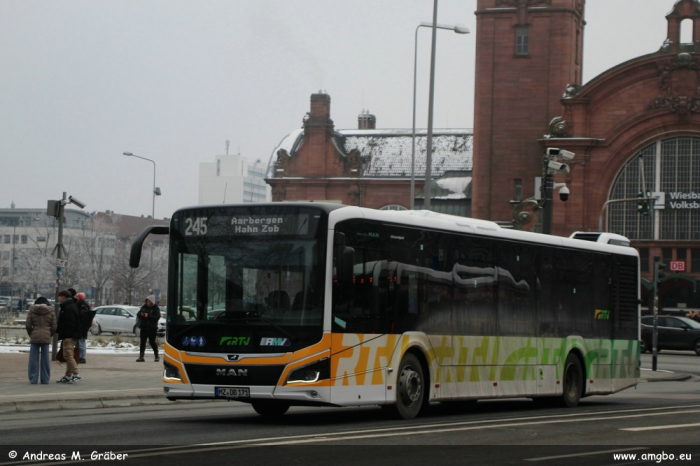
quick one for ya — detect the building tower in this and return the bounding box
[471,0,586,225]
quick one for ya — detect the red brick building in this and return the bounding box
[472,0,700,309]
[266,92,473,215]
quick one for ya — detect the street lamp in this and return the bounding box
[410,21,469,210]
[123,152,160,218]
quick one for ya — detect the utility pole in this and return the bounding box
[47,192,86,360]
[50,193,67,360]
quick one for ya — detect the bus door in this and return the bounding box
[330,257,395,406]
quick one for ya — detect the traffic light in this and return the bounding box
[657,261,666,282]
[636,192,650,215]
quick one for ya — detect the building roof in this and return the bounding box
[266,128,473,179]
[95,211,169,239]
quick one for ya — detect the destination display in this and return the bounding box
[174,210,316,238]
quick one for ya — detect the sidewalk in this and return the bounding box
[0,351,212,414]
[0,350,692,414]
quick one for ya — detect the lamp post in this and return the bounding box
[410,20,469,210]
[123,152,159,218]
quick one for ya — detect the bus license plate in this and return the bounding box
[215,387,250,398]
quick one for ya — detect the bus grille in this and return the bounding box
[184,364,285,386]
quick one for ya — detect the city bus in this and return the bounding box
[130,203,640,419]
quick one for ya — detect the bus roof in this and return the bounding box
[328,206,638,258]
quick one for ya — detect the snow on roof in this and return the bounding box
[433,175,472,199]
[340,130,472,178]
[265,128,304,178]
[266,127,472,179]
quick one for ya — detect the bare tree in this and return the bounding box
[111,236,167,305]
[12,220,56,299]
[80,216,117,305]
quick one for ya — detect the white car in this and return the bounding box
[90,305,140,336]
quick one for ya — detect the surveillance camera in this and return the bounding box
[558,149,575,161]
[547,160,570,173]
[559,185,570,202]
[546,147,575,160]
[68,195,86,209]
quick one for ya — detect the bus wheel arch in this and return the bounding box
[560,350,585,407]
[389,349,430,419]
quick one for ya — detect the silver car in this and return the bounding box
[90,305,140,336]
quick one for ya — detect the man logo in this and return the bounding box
[226,355,241,361]
[216,368,248,376]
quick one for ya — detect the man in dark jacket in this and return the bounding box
[74,292,95,364]
[136,294,160,362]
[56,290,82,383]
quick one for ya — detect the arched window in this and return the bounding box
[680,18,693,44]
[379,205,408,211]
[609,137,700,240]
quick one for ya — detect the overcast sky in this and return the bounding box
[0,0,678,219]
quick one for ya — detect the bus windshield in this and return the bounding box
[167,206,328,353]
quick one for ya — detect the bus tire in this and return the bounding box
[251,400,290,417]
[391,353,426,420]
[560,353,583,408]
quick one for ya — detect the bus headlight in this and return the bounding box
[164,361,182,381]
[286,358,330,384]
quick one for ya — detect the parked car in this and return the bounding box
[90,305,140,336]
[640,316,700,355]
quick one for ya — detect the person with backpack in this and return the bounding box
[74,292,95,364]
[25,296,57,384]
[136,295,160,362]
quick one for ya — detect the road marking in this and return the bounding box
[1,406,697,466]
[523,447,648,462]
[622,422,700,432]
[247,409,700,446]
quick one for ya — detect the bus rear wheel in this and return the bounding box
[560,353,583,408]
[251,400,290,418]
[391,353,426,420]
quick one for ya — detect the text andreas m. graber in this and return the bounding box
[8,450,128,461]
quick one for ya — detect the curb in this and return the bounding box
[0,394,213,414]
[640,369,695,383]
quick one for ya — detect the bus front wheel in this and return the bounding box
[251,400,290,418]
[560,353,583,408]
[391,353,426,420]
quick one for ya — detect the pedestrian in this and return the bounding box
[55,289,82,384]
[25,297,57,384]
[136,295,160,362]
[75,292,95,364]
[67,288,86,363]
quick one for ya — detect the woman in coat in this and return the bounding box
[25,296,57,384]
